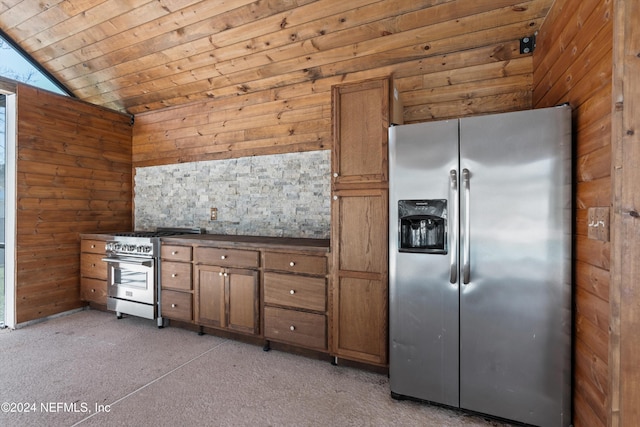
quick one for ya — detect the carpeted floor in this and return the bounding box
[0,309,512,426]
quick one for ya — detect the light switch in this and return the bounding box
[587,207,609,241]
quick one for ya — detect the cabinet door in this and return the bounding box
[333,189,388,275]
[195,265,226,328]
[162,261,192,291]
[333,276,387,364]
[226,268,259,335]
[80,277,107,305]
[331,188,388,365]
[332,78,390,185]
[161,290,193,323]
[81,253,108,281]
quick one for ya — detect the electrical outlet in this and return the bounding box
[210,207,218,221]
[587,207,609,241]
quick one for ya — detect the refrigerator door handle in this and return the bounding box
[462,168,471,284]
[449,169,458,284]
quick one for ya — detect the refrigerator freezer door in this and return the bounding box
[389,119,460,407]
[458,106,572,426]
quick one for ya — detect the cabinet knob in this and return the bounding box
[289,289,295,295]
[171,304,177,308]
[333,195,338,200]
[219,272,223,276]
[91,263,96,268]
[289,261,295,267]
[90,244,96,249]
[221,255,227,260]
[171,273,177,277]
[289,325,295,331]
[91,289,96,293]
[224,272,228,277]
[333,173,338,178]
[172,251,177,255]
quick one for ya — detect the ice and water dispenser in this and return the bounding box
[398,200,447,254]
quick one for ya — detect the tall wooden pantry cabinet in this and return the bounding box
[330,77,402,367]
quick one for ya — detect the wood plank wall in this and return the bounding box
[15,84,133,323]
[532,0,612,426]
[133,35,537,167]
[610,1,640,426]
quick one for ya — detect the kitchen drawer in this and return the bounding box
[161,245,192,262]
[161,261,192,291]
[264,272,326,312]
[195,247,259,269]
[81,239,106,255]
[161,290,193,323]
[80,277,107,305]
[264,306,326,350]
[81,253,108,280]
[263,251,327,276]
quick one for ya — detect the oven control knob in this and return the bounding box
[289,326,295,331]
[290,290,295,295]
[289,261,295,267]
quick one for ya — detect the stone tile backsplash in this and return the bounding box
[134,150,331,238]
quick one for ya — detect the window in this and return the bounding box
[0,34,69,96]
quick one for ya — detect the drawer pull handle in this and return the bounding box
[289,261,295,267]
[290,290,295,295]
[289,325,295,331]
[172,273,177,277]
[221,255,227,260]
[171,304,177,308]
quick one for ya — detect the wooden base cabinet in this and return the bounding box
[262,251,328,351]
[159,236,329,353]
[194,247,260,336]
[160,245,193,323]
[80,238,108,305]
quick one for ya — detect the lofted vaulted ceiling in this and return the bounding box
[0,0,553,115]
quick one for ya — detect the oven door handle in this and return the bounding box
[101,257,153,267]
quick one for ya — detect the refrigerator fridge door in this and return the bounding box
[458,106,572,426]
[389,119,460,407]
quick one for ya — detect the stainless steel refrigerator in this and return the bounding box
[388,105,572,426]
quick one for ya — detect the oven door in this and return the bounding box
[103,256,156,318]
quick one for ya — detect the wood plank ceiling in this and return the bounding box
[0,0,554,115]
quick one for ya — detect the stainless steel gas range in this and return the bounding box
[103,228,203,327]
